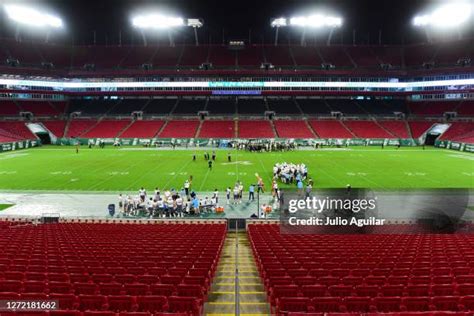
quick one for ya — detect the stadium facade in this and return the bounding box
[0,39,472,153]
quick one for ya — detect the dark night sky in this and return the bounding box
[0,0,472,45]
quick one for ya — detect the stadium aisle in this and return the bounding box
[204,232,270,316]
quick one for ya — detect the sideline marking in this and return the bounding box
[0,153,29,160]
[448,154,474,161]
[221,161,253,166]
[0,171,17,175]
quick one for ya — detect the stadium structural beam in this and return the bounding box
[194,27,199,46]
[326,28,334,46]
[140,30,147,46]
[271,18,287,46]
[300,29,306,46]
[168,30,174,47]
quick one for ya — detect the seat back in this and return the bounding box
[402,296,431,311]
[375,296,402,312]
[168,296,200,315]
[108,295,135,312]
[78,294,107,311]
[312,297,342,312]
[301,285,327,298]
[278,297,310,313]
[136,295,167,313]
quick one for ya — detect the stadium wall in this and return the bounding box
[54,137,420,147]
[0,139,41,153]
[436,140,474,153]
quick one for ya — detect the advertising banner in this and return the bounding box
[0,140,40,153]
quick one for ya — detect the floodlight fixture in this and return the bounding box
[413,3,472,28]
[271,18,287,28]
[290,14,343,28]
[4,4,63,28]
[132,14,185,29]
[187,18,203,28]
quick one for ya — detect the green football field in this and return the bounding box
[0,146,472,192]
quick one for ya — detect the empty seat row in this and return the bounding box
[269,284,474,304]
[0,223,226,315]
[0,280,208,296]
[276,295,474,315]
[248,224,474,314]
[0,292,201,315]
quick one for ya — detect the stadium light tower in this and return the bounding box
[271,18,287,46]
[273,13,342,46]
[413,3,472,42]
[290,14,343,46]
[3,4,63,42]
[187,19,204,46]
[131,13,203,46]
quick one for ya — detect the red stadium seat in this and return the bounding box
[49,282,73,294]
[182,276,207,287]
[294,277,317,286]
[345,296,373,312]
[401,296,431,311]
[48,273,70,282]
[23,281,47,293]
[407,285,431,296]
[0,280,22,292]
[107,295,137,312]
[70,274,90,283]
[176,284,204,300]
[0,292,20,300]
[312,297,343,313]
[432,296,461,311]
[167,296,201,316]
[123,284,149,295]
[25,272,47,281]
[99,283,123,295]
[374,296,402,312]
[277,297,312,314]
[270,284,299,304]
[301,285,327,298]
[136,295,168,313]
[342,276,363,286]
[49,293,79,310]
[4,271,24,281]
[381,285,405,297]
[150,284,175,296]
[21,292,48,300]
[136,275,159,285]
[114,274,136,284]
[74,282,99,295]
[92,274,114,284]
[77,295,108,311]
[459,295,474,311]
[355,285,379,297]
